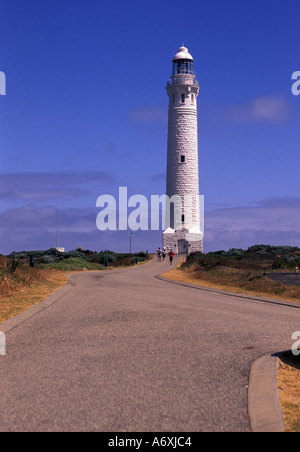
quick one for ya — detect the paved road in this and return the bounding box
[0,258,299,432]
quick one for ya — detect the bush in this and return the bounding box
[137,251,149,258]
[228,248,245,256]
[64,250,85,259]
[272,256,300,270]
[41,255,55,264]
[8,251,28,259]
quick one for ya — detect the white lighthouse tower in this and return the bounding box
[163,45,203,254]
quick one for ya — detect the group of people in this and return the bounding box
[157,247,175,265]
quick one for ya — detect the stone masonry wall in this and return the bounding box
[164,73,203,253]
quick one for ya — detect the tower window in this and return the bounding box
[181,155,185,163]
[181,94,185,103]
[191,94,195,104]
[172,93,175,104]
[182,215,185,223]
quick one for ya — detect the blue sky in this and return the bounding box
[0,0,300,254]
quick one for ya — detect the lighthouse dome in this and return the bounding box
[172,46,194,62]
[171,45,195,76]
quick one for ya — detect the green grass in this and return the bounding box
[38,257,103,271]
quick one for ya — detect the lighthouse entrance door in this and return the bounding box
[178,239,188,254]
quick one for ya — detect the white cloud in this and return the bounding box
[0,171,115,201]
[204,197,300,252]
[223,95,293,124]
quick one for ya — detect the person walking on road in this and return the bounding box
[157,247,162,262]
[169,250,174,265]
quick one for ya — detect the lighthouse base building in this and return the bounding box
[163,45,203,255]
[163,228,203,255]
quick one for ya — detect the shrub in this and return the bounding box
[228,248,245,256]
[64,250,85,259]
[137,251,149,258]
[8,251,28,259]
[41,255,55,264]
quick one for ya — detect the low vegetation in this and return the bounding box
[0,255,68,322]
[8,248,150,271]
[174,245,300,302]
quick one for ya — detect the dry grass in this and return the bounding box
[0,256,68,323]
[0,256,45,299]
[277,352,300,432]
[161,264,300,303]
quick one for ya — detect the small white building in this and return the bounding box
[55,247,65,253]
[163,46,203,254]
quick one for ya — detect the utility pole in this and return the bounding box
[56,209,65,252]
[57,208,59,249]
[129,232,135,255]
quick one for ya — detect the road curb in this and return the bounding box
[155,274,300,309]
[248,355,284,432]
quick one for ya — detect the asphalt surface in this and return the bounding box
[0,257,299,432]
